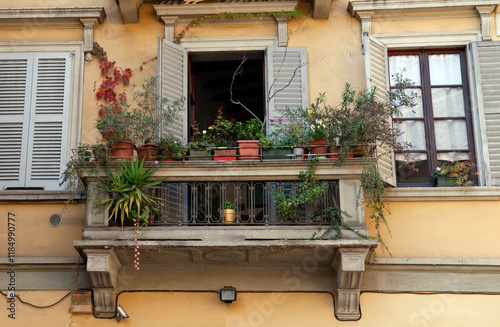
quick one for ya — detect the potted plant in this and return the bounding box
[218,200,236,223]
[99,158,165,226]
[305,93,333,156]
[432,154,476,187]
[158,134,187,161]
[233,118,263,160]
[207,106,237,161]
[187,122,213,161]
[95,104,136,160]
[259,118,294,159]
[280,107,310,159]
[130,76,184,160]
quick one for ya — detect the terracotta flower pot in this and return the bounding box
[110,141,135,161]
[213,149,237,161]
[137,143,160,161]
[309,139,328,156]
[237,140,260,160]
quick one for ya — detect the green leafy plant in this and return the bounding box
[259,118,295,150]
[158,134,188,160]
[99,158,165,226]
[272,158,327,221]
[218,200,235,212]
[433,153,476,186]
[130,76,184,145]
[232,118,263,140]
[206,106,237,147]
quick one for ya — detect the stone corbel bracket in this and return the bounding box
[332,247,372,321]
[476,5,497,41]
[83,249,122,318]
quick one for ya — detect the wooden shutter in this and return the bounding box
[475,41,500,186]
[265,47,308,127]
[364,36,397,187]
[0,54,31,189]
[160,39,188,140]
[26,53,71,190]
[0,52,71,190]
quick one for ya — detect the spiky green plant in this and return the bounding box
[100,158,165,225]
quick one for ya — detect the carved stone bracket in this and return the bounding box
[275,16,288,47]
[84,249,122,318]
[159,16,179,42]
[476,5,497,41]
[357,11,373,55]
[332,247,371,321]
[80,18,99,61]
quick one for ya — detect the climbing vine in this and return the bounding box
[173,10,303,44]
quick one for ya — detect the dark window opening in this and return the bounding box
[188,52,265,140]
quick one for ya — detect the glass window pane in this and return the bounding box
[437,152,470,162]
[389,55,421,86]
[397,88,423,118]
[395,120,427,150]
[429,54,462,85]
[432,88,465,117]
[396,153,429,184]
[434,119,468,150]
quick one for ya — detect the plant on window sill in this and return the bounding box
[432,154,477,187]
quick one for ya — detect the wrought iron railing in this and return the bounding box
[153,180,340,226]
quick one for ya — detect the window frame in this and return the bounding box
[389,48,477,187]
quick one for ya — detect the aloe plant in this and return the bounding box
[100,158,165,225]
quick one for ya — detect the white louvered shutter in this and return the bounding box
[0,53,71,190]
[0,55,31,188]
[364,36,397,187]
[159,39,188,224]
[265,47,308,129]
[160,39,188,140]
[475,41,500,186]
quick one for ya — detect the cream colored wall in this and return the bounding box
[373,17,479,35]
[0,292,493,326]
[368,199,500,259]
[0,204,85,257]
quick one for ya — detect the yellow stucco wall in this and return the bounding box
[0,204,85,257]
[1,291,499,326]
[368,199,500,259]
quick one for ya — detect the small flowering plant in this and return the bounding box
[188,121,213,149]
[158,133,187,160]
[259,118,295,149]
[206,106,237,147]
[432,154,476,186]
[306,93,331,142]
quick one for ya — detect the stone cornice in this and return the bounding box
[0,7,106,29]
[348,0,498,21]
[153,1,298,23]
[385,186,500,201]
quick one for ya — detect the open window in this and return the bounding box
[188,51,265,138]
[159,39,308,140]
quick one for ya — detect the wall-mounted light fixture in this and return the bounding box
[116,305,129,322]
[220,286,237,303]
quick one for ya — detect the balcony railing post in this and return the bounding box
[85,178,109,227]
[339,179,367,232]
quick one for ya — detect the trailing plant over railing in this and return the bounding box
[173,10,303,44]
[272,158,328,221]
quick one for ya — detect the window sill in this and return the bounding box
[0,190,84,203]
[385,186,500,201]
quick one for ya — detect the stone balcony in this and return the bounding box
[74,158,377,320]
